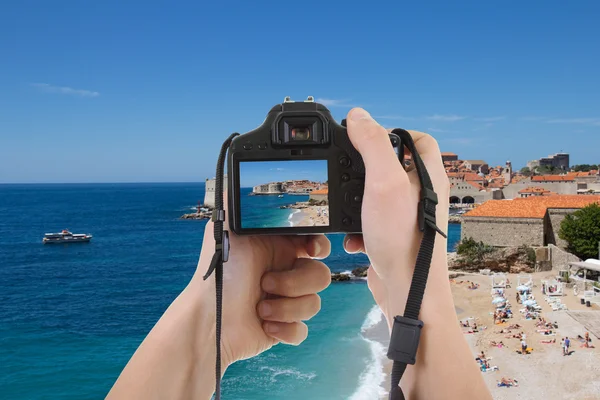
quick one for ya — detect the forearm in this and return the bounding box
[381,250,491,400]
[107,281,217,400]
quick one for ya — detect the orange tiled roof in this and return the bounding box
[441,152,457,156]
[464,195,600,219]
[310,188,328,195]
[531,175,574,182]
[566,171,592,177]
[518,186,551,194]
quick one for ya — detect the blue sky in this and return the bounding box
[240,160,328,188]
[1,1,599,183]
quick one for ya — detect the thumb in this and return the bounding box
[346,107,408,189]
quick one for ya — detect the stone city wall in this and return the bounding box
[461,216,544,247]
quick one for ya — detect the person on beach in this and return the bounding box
[564,336,571,355]
[521,338,527,354]
[106,108,492,400]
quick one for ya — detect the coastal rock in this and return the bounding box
[352,266,368,278]
[180,212,211,220]
[449,246,536,273]
[448,215,462,224]
[331,273,351,282]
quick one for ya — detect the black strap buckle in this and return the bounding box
[417,188,447,238]
[387,316,424,365]
[212,209,226,222]
[219,231,230,262]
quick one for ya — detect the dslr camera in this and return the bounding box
[227,96,401,235]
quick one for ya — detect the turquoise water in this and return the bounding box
[0,183,460,399]
[240,187,308,229]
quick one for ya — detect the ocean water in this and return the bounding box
[240,188,310,229]
[0,183,460,399]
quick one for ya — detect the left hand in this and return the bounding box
[189,204,332,369]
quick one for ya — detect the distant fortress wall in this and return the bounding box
[204,176,228,208]
[253,183,284,194]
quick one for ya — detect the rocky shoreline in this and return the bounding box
[279,200,328,210]
[331,266,368,282]
[448,215,462,224]
[448,245,539,274]
[180,205,213,220]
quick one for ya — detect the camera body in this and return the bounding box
[227,96,401,235]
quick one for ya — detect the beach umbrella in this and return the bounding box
[517,285,530,292]
[523,300,536,307]
[492,297,506,304]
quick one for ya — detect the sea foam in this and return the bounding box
[350,305,387,400]
[259,366,317,383]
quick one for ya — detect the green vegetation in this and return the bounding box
[518,245,537,266]
[572,164,599,172]
[558,270,571,284]
[559,203,600,259]
[520,166,532,176]
[456,237,496,266]
[535,165,558,175]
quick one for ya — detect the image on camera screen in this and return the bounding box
[239,160,329,229]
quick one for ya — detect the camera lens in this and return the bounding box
[291,126,311,141]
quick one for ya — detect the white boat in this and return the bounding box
[278,194,284,198]
[43,229,92,244]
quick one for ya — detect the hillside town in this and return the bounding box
[445,152,600,205]
[251,179,328,195]
[444,151,600,251]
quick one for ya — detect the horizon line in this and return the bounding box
[0,181,209,185]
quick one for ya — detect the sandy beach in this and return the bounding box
[290,206,329,227]
[375,271,600,399]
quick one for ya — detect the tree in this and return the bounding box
[559,203,600,259]
[520,167,532,176]
[456,237,496,266]
[572,164,599,172]
[536,165,557,175]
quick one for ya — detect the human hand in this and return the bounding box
[189,207,332,370]
[342,108,451,327]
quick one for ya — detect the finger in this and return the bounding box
[343,234,365,254]
[263,321,309,345]
[290,234,331,259]
[261,258,331,297]
[258,294,321,323]
[346,108,408,184]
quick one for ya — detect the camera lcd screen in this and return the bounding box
[239,160,329,229]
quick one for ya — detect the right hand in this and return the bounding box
[342,108,451,325]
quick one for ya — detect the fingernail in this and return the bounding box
[343,237,356,254]
[350,108,371,121]
[262,276,276,292]
[343,236,350,248]
[312,240,321,257]
[259,302,272,318]
[265,323,279,334]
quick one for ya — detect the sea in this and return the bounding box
[0,183,461,400]
[239,187,308,229]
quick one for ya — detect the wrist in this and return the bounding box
[184,276,231,371]
[379,251,455,331]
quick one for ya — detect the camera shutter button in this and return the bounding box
[339,156,351,168]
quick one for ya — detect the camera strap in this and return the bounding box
[204,129,446,400]
[202,132,239,400]
[386,128,447,400]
